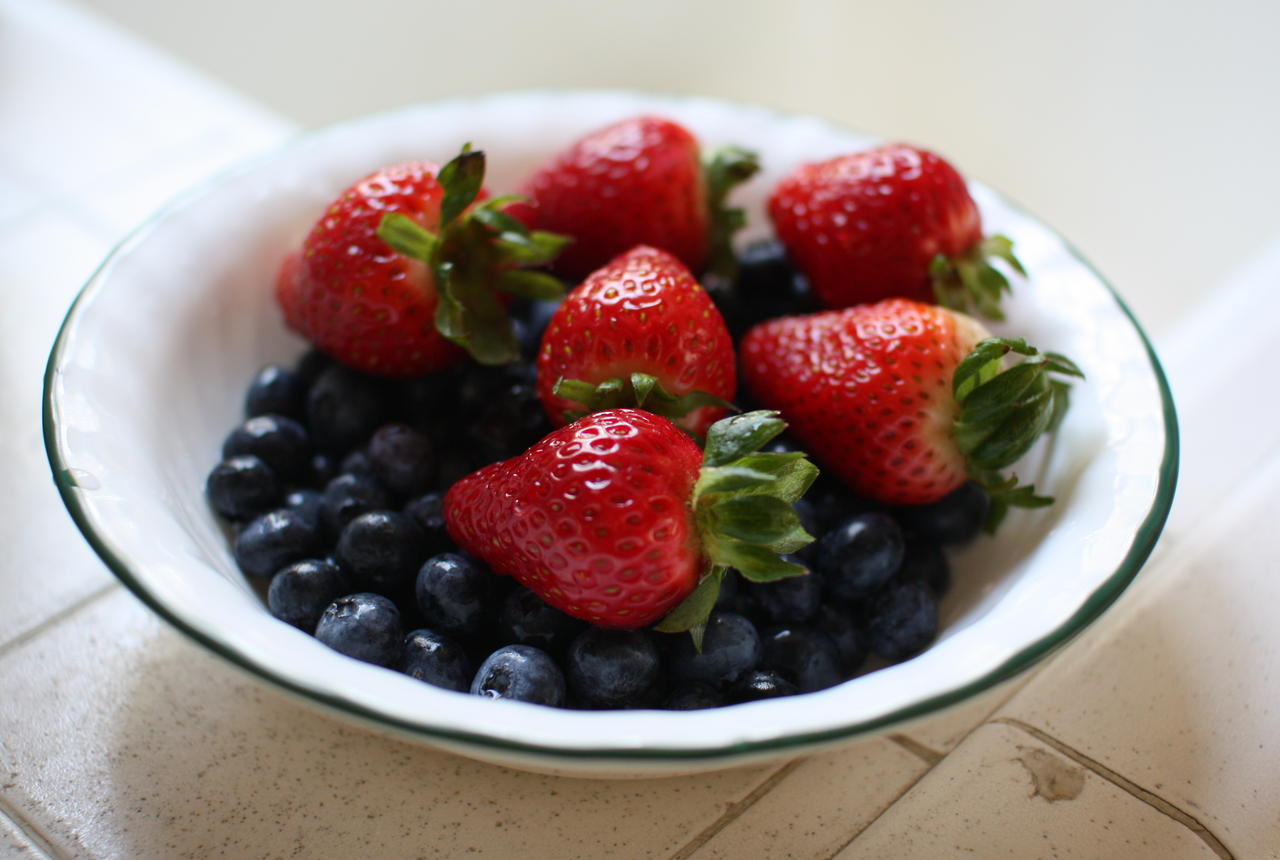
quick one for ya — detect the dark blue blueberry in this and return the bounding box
[497,587,587,654]
[294,349,333,386]
[368,423,435,497]
[415,553,495,637]
[474,384,549,463]
[222,414,311,481]
[244,364,305,419]
[339,447,375,479]
[315,592,403,667]
[267,558,349,631]
[810,484,882,532]
[307,452,339,487]
[206,455,280,520]
[307,364,385,454]
[471,644,565,706]
[729,669,798,703]
[662,681,725,710]
[895,483,990,545]
[866,580,939,661]
[320,473,392,539]
[713,570,747,613]
[812,604,870,675]
[435,446,482,489]
[667,611,761,686]
[335,511,426,591]
[394,374,455,429]
[897,542,951,596]
[512,298,562,358]
[402,492,455,556]
[816,512,905,602]
[792,497,821,561]
[283,488,324,534]
[233,508,322,578]
[723,239,817,336]
[744,565,821,626]
[566,628,661,709]
[401,628,471,692]
[760,627,842,693]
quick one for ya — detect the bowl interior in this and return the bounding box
[45,91,1176,768]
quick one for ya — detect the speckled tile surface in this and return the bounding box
[0,810,54,859]
[838,723,1221,859]
[685,739,929,859]
[0,590,787,859]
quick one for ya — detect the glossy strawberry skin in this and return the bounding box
[536,246,736,436]
[740,299,989,505]
[768,144,982,309]
[518,117,710,281]
[444,410,705,628]
[277,161,471,376]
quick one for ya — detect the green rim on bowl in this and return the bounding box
[42,92,1178,763]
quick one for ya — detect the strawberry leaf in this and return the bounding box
[654,568,724,645]
[437,145,485,227]
[703,145,761,290]
[710,542,808,583]
[375,212,438,262]
[496,269,567,302]
[702,411,786,467]
[553,373,734,430]
[930,233,1027,320]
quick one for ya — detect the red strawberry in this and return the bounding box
[768,143,1024,319]
[536,245,736,437]
[740,299,1081,528]
[277,148,567,376]
[445,409,817,635]
[517,116,758,284]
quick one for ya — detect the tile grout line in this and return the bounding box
[0,581,120,660]
[667,758,806,860]
[993,718,1234,860]
[0,796,71,859]
[887,734,945,766]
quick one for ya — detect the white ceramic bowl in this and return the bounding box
[44,91,1177,777]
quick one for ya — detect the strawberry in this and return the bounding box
[277,147,568,376]
[740,299,1082,529]
[515,115,759,284]
[536,245,736,437]
[768,143,1024,319]
[445,409,817,639]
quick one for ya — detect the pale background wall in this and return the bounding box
[71,0,1280,338]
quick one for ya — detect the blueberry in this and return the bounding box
[221,414,311,481]
[320,473,392,539]
[394,374,455,430]
[895,483,990,545]
[244,364,305,419]
[402,492,455,556]
[294,349,333,386]
[315,593,404,667]
[335,511,426,591]
[368,423,435,497]
[662,681,726,710]
[792,497,821,560]
[307,364,385,454]
[812,604,870,674]
[566,628,661,709]
[474,384,550,462]
[744,566,821,626]
[471,644,565,706]
[415,552,495,637]
[497,587,587,654]
[401,628,471,692]
[307,452,339,487]
[267,558,349,631]
[816,512,905,602]
[283,488,324,533]
[810,485,882,532]
[435,446,482,489]
[760,627,842,693]
[667,611,761,686]
[713,570,747,613]
[233,508,321,578]
[897,542,951,596]
[206,455,280,520]
[729,669,799,703]
[339,447,376,479]
[866,580,939,661]
[725,239,817,335]
[512,298,562,357]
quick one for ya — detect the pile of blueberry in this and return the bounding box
[205,242,988,709]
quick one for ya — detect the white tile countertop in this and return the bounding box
[4,1,1279,857]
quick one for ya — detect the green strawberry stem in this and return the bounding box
[951,337,1084,532]
[702,145,761,294]
[554,372,736,431]
[654,410,818,648]
[376,145,571,365]
[931,234,1026,321]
